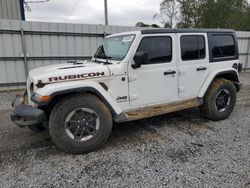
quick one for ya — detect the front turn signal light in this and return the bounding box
[32,93,51,102]
[39,95,51,102]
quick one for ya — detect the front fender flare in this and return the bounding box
[32,80,123,116]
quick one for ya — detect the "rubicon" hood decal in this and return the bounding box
[49,72,105,82]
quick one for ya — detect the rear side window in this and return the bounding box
[210,35,236,59]
[137,36,172,64]
[181,35,205,61]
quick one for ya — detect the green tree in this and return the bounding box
[135,22,161,28]
[178,0,204,28]
[151,24,161,28]
[156,0,250,30]
[154,0,179,28]
[200,0,249,30]
[135,22,150,27]
[241,7,250,31]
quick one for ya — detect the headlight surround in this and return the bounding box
[30,82,34,96]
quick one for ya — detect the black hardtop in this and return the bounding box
[141,28,235,34]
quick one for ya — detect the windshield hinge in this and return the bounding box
[128,76,137,82]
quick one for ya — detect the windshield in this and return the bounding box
[94,34,135,61]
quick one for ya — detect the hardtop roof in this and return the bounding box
[141,28,235,34]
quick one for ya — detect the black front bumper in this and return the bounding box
[11,96,46,128]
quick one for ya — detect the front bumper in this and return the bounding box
[11,96,46,128]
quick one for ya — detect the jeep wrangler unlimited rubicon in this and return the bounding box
[11,29,242,154]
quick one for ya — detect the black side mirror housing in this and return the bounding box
[132,51,148,69]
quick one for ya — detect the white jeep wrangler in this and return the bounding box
[11,29,242,154]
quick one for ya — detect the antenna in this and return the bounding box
[104,0,108,25]
[23,0,50,12]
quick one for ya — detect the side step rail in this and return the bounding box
[115,98,202,122]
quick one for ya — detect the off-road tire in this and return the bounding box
[200,78,236,121]
[49,93,113,154]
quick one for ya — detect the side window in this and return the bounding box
[137,36,172,64]
[181,35,205,61]
[210,35,236,59]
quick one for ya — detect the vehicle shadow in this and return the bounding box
[107,108,211,148]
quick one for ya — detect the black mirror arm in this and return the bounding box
[132,63,141,69]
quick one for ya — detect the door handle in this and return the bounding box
[164,70,176,75]
[197,67,207,71]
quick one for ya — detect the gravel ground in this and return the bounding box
[0,91,21,111]
[0,73,250,188]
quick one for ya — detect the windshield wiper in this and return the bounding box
[94,54,112,60]
[93,55,112,65]
[93,45,113,64]
[92,58,112,65]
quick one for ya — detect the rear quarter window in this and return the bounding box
[209,34,238,62]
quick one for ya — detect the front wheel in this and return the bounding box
[49,93,113,154]
[200,78,237,121]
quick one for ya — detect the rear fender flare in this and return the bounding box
[198,69,240,98]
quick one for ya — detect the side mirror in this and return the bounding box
[132,51,148,69]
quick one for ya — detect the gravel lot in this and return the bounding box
[0,73,250,188]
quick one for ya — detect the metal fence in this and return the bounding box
[0,19,250,91]
[236,31,250,70]
[0,0,22,20]
[0,19,137,90]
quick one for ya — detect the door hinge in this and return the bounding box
[128,76,137,82]
[178,87,186,93]
[129,95,138,101]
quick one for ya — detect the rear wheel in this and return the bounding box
[200,78,236,121]
[49,93,113,154]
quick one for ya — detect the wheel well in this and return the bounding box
[40,91,116,120]
[215,72,239,82]
[214,71,240,92]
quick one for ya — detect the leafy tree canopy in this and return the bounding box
[155,0,250,31]
[135,22,161,28]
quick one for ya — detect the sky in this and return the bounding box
[25,0,162,26]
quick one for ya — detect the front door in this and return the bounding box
[178,33,210,98]
[128,34,178,108]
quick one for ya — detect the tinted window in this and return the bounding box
[211,35,235,58]
[181,35,205,61]
[137,37,172,64]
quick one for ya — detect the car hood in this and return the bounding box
[29,60,111,85]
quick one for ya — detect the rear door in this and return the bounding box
[178,33,210,98]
